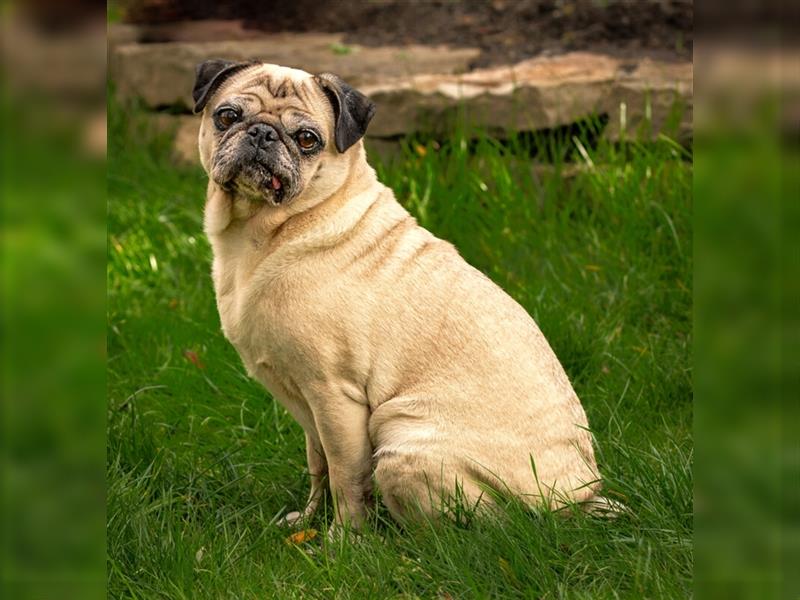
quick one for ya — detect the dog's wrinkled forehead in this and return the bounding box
[212,64,329,119]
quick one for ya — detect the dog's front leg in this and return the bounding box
[302,432,328,517]
[279,432,327,527]
[313,399,373,532]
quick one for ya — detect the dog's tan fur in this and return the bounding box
[198,63,602,529]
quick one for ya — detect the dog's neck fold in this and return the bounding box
[204,143,382,253]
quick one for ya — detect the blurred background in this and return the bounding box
[106,0,693,165]
[115,0,692,63]
[0,0,797,598]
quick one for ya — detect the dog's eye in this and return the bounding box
[214,107,240,129]
[295,130,319,151]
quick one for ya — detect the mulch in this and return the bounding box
[125,0,693,68]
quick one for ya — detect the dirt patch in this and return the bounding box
[124,0,692,67]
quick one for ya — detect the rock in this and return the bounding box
[360,52,692,141]
[172,117,201,164]
[108,23,140,55]
[110,35,480,110]
[128,48,692,166]
[110,20,267,45]
[364,138,405,166]
[145,114,200,164]
[109,21,267,58]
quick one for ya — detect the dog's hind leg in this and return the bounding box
[374,454,486,523]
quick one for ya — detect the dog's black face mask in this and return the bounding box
[208,106,311,205]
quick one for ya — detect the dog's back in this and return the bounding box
[315,186,602,518]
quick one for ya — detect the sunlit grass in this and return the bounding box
[107,102,692,598]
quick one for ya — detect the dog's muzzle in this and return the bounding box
[237,122,287,202]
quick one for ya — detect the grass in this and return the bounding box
[107,102,692,598]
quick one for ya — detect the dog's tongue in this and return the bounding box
[271,175,282,191]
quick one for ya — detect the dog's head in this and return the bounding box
[194,60,375,208]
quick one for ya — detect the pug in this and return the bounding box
[194,60,608,530]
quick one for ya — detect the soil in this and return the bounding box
[124,0,693,68]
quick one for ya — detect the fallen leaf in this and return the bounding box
[183,349,205,370]
[415,144,427,157]
[285,529,318,545]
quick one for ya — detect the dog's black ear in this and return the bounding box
[315,73,376,153]
[192,59,254,114]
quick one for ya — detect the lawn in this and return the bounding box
[107,103,692,598]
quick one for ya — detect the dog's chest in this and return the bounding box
[211,241,345,378]
[214,258,291,353]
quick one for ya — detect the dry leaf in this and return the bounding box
[285,529,318,545]
[183,349,205,370]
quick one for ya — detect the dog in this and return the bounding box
[194,60,606,531]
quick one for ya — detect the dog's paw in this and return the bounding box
[277,509,315,528]
[580,495,630,518]
[324,523,357,553]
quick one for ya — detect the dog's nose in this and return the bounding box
[247,123,278,148]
